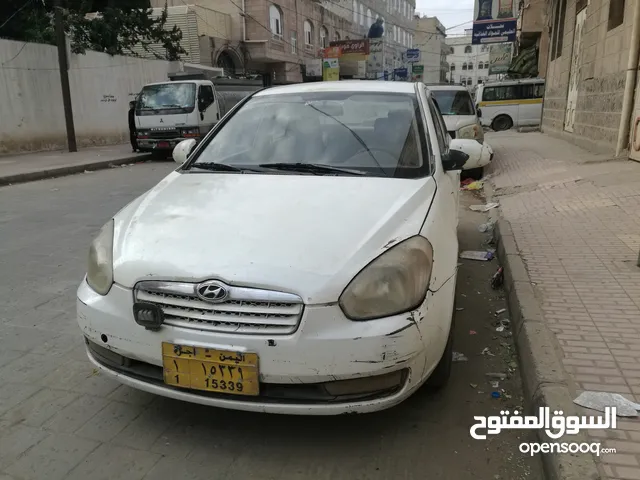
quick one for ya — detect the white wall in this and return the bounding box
[0,39,180,154]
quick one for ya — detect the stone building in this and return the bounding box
[413,15,451,84]
[446,30,501,87]
[540,0,640,157]
[151,0,353,82]
[515,0,549,77]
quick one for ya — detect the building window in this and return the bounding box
[461,78,466,86]
[320,26,328,47]
[304,20,313,45]
[409,34,412,48]
[335,31,341,41]
[462,62,468,70]
[451,64,456,71]
[353,0,358,23]
[269,4,283,38]
[467,77,473,85]
[481,45,489,52]
[608,0,625,30]
[464,45,472,53]
[551,0,567,60]
[291,31,297,53]
[360,3,365,25]
[367,8,372,25]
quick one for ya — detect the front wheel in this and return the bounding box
[426,315,455,389]
[492,115,513,132]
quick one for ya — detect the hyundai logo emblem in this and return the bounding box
[196,281,229,303]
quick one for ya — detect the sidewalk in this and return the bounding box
[0,144,153,186]
[486,131,640,480]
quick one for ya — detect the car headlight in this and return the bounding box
[339,236,434,321]
[458,124,484,143]
[86,220,114,295]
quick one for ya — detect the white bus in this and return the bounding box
[474,78,545,131]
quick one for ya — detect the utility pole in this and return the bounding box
[54,0,77,152]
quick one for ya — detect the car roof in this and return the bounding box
[425,84,470,92]
[254,80,417,97]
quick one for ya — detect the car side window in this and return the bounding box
[199,86,215,110]
[426,96,449,154]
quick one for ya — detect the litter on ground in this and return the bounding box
[573,391,640,417]
[461,180,484,191]
[452,352,468,362]
[469,203,499,212]
[460,251,494,261]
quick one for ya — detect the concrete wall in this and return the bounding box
[414,16,446,83]
[0,39,179,154]
[542,0,636,153]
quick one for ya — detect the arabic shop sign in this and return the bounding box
[412,64,424,74]
[329,39,370,56]
[472,0,517,44]
[489,44,512,74]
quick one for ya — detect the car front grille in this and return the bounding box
[149,130,179,140]
[133,280,304,335]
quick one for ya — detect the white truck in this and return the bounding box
[134,72,263,153]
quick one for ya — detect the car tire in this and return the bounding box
[464,166,484,181]
[426,311,455,389]
[492,115,513,132]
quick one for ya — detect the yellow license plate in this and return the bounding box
[162,343,259,396]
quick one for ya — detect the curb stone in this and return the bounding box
[484,181,602,480]
[0,153,153,187]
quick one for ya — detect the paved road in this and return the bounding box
[0,164,542,480]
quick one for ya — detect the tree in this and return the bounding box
[0,0,186,61]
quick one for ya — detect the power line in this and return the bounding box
[0,0,34,31]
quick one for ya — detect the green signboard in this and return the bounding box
[412,64,424,74]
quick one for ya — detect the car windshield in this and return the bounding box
[430,90,475,116]
[190,91,429,178]
[138,83,196,110]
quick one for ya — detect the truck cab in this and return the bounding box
[135,78,221,152]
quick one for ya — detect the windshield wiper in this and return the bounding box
[189,162,258,173]
[258,162,367,176]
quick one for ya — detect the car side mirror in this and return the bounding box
[448,138,492,171]
[476,107,482,118]
[442,149,469,171]
[173,139,197,165]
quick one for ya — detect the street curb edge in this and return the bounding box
[485,182,602,480]
[0,154,152,187]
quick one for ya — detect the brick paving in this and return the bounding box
[488,131,640,480]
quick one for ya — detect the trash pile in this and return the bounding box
[461,178,484,191]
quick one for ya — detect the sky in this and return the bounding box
[415,0,475,34]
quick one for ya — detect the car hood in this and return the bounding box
[442,115,477,132]
[112,171,436,304]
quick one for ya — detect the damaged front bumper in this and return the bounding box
[77,281,442,414]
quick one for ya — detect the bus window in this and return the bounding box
[483,85,519,102]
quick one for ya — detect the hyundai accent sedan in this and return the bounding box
[77,81,491,415]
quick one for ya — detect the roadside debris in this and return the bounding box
[456,307,465,311]
[491,267,504,289]
[461,180,484,191]
[452,351,468,362]
[460,250,494,261]
[469,202,499,212]
[481,347,495,357]
[486,372,507,380]
[469,330,477,335]
[495,308,507,315]
[490,381,500,388]
[491,391,501,399]
[573,391,640,417]
[478,222,495,233]
[470,383,478,389]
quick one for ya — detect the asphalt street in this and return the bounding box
[0,162,542,480]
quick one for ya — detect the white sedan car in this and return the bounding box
[77,81,491,415]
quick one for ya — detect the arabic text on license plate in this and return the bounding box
[162,343,259,396]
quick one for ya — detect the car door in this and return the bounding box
[197,85,218,134]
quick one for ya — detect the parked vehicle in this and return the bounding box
[475,78,545,131]
[134,73,263,153]
[77,81,492,415]
[425,84,489,179]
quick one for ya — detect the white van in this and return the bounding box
[134,79,221,153]
[475,78,545,131]
[426,84,484,143]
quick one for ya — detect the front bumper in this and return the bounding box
[137,138,197,150]
[77,281,447,414]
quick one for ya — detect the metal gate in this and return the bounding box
[564,7,587,132]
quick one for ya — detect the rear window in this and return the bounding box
[430,90,475,116]
[192,91,432,178]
